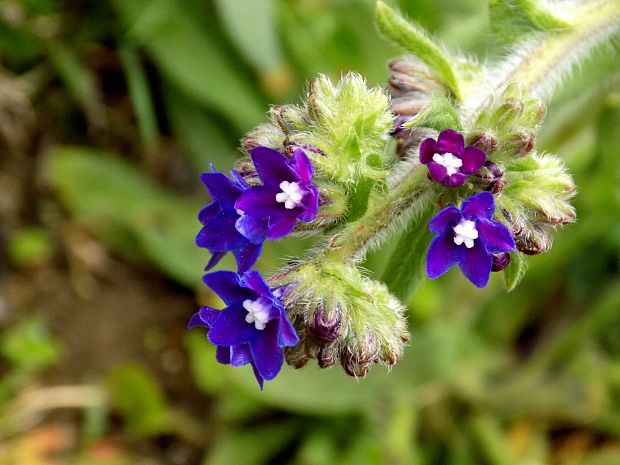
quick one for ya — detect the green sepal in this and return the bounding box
[404,93,462,132]
[375,1,461,100]
[382,207,434,300]
[503,251,528,291]
[345,177,377,223]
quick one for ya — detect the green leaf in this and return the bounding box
[47,42,105,131]
[489,0,571,44]
[213,0,283,73]
[405,92,462,131]
[105,364,170,437]
[375,1,461,99]
[49,146,206,287]
[503,251,527,291]
[382,208,434,300]
[345,177,376,223]
[111,0,265,132]
[119,45,158,149]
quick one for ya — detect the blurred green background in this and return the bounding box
[0,0,619,464]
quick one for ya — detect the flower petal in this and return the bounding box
[428,162,448,183]
[204,251,226,271]
[200,172,240,210]
[235,186,281,219]
[208,306,256,346]
[232,242,263,274]
[298,186,319,222]
[461,191,495,220]
[249,321,284,381]
[278,312,300,347]
[429,206,461,235]
[251,146,297,186]
[216,346,231,364]
[198,202,220,224]
[230,343,253,367]
[196,306,220,327]
[291,149,314,182]
[437,129,464,154]
[235,214,267,244]
[267,210,299,240]
[460,146,486,174]
[477,219,516,253]
[458,240,492,288]
[446,172,467,187]
[196,212,246,251]
[251,363,265,390]
[203,271,255,306]
[427,234,460,279]
[419,137,437,164]
[241,270,272,297]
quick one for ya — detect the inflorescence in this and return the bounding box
[189,4,577,387]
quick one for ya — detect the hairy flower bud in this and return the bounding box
[271,262,409,378]
[498,153,576,255]
[500,132,536,158]
[241,123,286,153]
[388,57,448,116]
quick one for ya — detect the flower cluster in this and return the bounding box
[191,146,319,387]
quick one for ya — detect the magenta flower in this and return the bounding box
[235,147,319,240]
[426,192,516,288]
[420,129,486,187]
[188,270,299,388]
[196,169,267,273]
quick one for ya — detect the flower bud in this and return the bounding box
[491,252,511,271]
[498,153,576,256]
[388,57,447,116]
[468,131,499,154]
[500,132,535,158]
[272,262,409,378]
[271,104,309,134]
[492,98,524,133]
[308,303,342,343]
[241,123,285,153]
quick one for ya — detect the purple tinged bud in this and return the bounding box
[500,132,536,158]
[491,252,511,272]
[317,343,340,369]
[468,131,498,154]
[309,303,342,343]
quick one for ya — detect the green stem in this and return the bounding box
[320,166,436,263]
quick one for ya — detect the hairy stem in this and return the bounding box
[319,166,437,263]
[464,0,620,123]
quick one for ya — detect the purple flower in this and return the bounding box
[426,192,516,288]
[420,129,486,187]
[196,169,267,273]
[188,270,299,388]
[235,147,319,240]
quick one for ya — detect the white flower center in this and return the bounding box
[243,298,271,330]
[433,152,463,176]
[453,219,478,249]
[275,181,305,209]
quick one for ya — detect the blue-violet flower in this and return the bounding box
[426,191,516,288]
[188,270,299,388]
[196,169,267,273]
[420,129,486,187]
[235,147,319,240]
